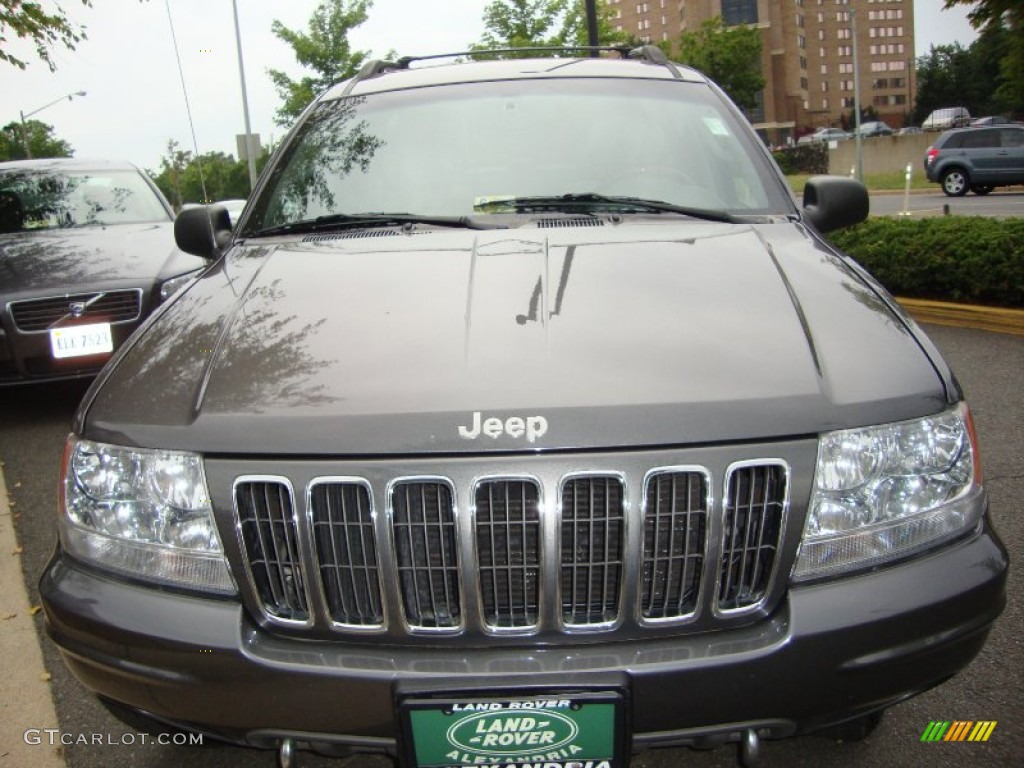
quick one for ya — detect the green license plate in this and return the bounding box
[401,692,624,768]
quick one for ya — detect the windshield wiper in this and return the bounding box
[479,193,737,223]
[249,212,502,237]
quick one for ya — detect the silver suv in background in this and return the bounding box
[922,107,971,131]
[925,125,1024,196]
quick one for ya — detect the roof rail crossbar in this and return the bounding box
[339,58,398,98]
[395,46,635,69]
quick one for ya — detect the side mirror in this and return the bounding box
[174,205,232,259]
[802,176,869,233]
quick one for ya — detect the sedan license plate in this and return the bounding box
[401,692,624,768]
[49,323,113,359]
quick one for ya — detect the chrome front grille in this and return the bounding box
[9,289,142,332]
[230,459,790,638]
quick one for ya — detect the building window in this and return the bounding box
[841,97,855,108]
[821,63,828,75]
[800,77,809,90]
[821,81,829,91]
[800,55,808,70]
[840,79,854,91]
[888,60,906,71]
[839,62,853,73]
[837,28,851,40]
[798,34,806,49]
[722,0,758,26]
[822,98,829,110]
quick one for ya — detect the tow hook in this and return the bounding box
[277,738,296,768]
[738,728,760,766]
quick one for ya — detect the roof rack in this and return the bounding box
[395,44,683,78]
[338,45,683,97]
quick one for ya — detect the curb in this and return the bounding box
[896,298,1024,336]
[0,469,65,766]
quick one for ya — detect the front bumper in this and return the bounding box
[41,518,1007,757]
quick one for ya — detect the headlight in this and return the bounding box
[793,403,984,582]
[158,269,201,302]
[60,436,235,594]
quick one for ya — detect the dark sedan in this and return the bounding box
[0,158,207,384]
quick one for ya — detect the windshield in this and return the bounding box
[246,78,789,234]
[0,169,169,232]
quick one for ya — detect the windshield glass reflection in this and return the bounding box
[247,79,786,232]
[0,170,169,231]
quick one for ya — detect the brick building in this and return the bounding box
[605,0,917,144]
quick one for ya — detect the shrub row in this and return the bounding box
[827,216,1024,308]
[772,143,828,175]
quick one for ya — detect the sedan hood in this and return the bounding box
[85,222,948,454]
[0,223,181,296]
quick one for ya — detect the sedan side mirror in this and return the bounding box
[174,205,233,260]
[802,176,869,233]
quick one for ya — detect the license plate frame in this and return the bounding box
[49,322,114,359]
[399,691,626,768]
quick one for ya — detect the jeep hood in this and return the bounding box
[83,223,949,454]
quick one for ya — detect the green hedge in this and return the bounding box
[772,144,828,175]
[828,217,1024,308]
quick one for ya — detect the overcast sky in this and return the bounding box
[2,1,980,174]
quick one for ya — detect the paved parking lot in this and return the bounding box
[1,324,1020,768]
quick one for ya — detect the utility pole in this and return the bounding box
[232,0,258,191]
[585,0,599,52]
[851,7,863,181]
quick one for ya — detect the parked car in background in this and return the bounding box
[797,127,850,145]
[40,47,1006,768]
[969,115,1012,128]
[855,121,893,137]
[922,107,971,131]
[216,198,247,227]
[924,124,1024,196]
[0,158,207,384]
[896,126,922,135]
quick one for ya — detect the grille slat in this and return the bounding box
[561,476,624,627]
[476,480,541,629]
[235,480,309,623]
[641,471,708,621]
[10,290,142,331]
[392,481,461,629]
[310,482,384,627]
[719,464,787,611]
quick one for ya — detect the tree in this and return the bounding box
[673,17,764,111]
[943,0,1024,116]
[472,0,630,56]
[1,0,91,71]
[151,141,271,210]
[0,119,73,161]
[912,28,1011,124]
[268,0,374,127]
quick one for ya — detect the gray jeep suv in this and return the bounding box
[41,48,1006,768]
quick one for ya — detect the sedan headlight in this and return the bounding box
[793,403,984,581]
[60,436,235,594]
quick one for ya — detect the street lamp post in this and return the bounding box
[19,91,87,160]
[851,7,863,181]
[232,0,258,191]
